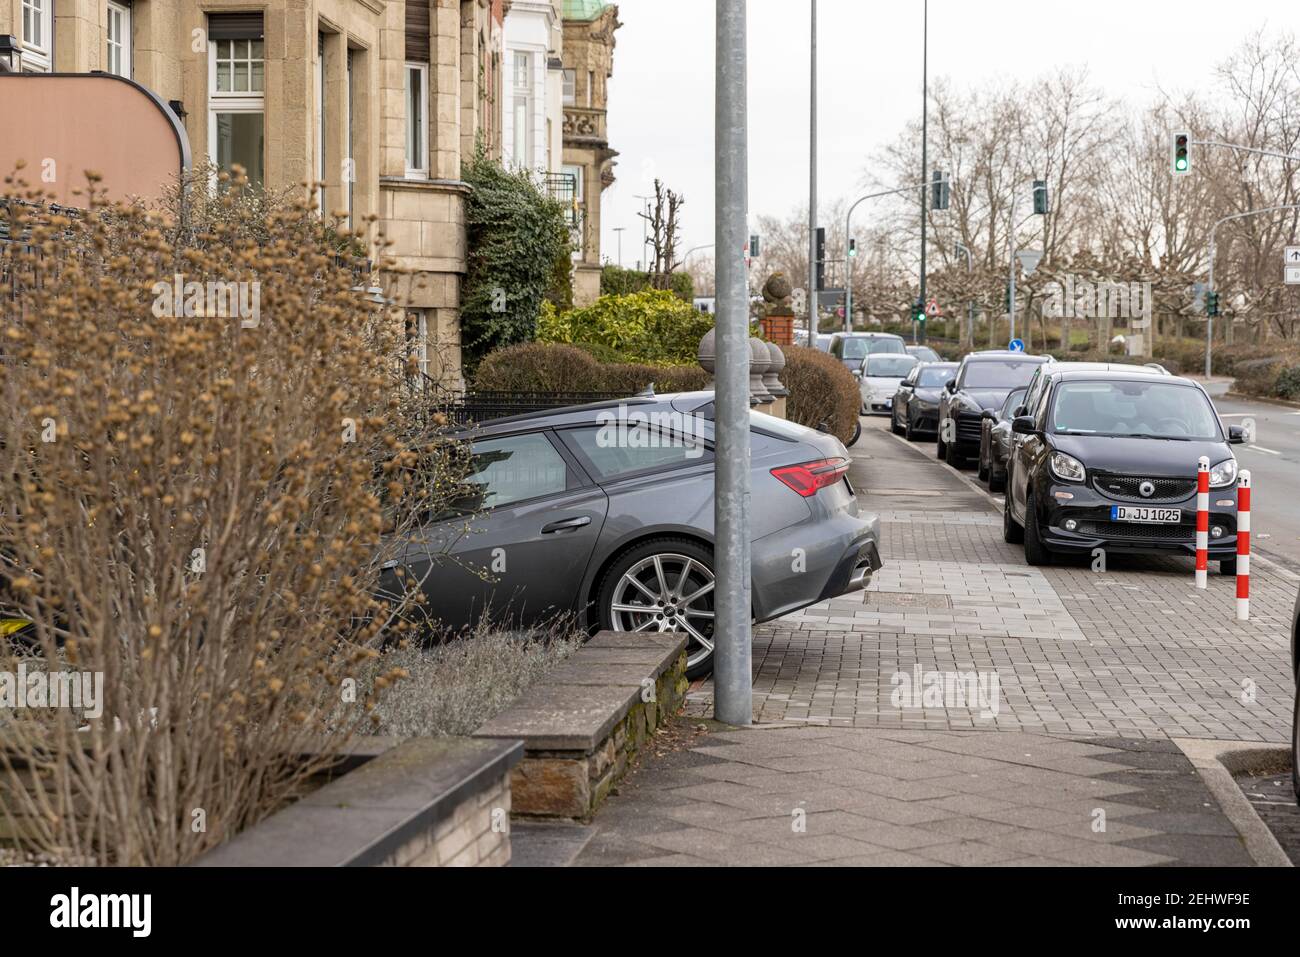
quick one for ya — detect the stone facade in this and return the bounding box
[0,0,507,387]
[560,0,618,305]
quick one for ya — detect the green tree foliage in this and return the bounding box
[537,289,713,365]
[461,150,572,369]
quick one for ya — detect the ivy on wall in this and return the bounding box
[460,148,572,370]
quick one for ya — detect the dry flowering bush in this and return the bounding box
[0,167,467,865]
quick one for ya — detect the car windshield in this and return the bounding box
[865,355,917,377]
[1049,380,1221,440]
[916,366,954,388]
[963,359,1041,389]
[842,337,904,359]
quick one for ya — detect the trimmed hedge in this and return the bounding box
[779,345,859,446]
[538,289,713,365]
[472,342,709,395]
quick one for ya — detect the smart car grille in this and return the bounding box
[1075,521,1195,541]
[1091,475,1196,503]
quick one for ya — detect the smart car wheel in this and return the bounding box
[599,539,717,679]
[1023,490,1052,566]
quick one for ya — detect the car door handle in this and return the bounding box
[541,516,591,534]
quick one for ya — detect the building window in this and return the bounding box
[106,2,131,78]
[562,68,575,106]
[511,51,533,169]
[315,33,326,215]
[405,62,428,178]
[586,70,594,107]
[21,0,52,71]
[209,32,266,187]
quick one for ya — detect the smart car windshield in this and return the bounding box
[865,355,917,377]
[962,359,1042,389]
[1049,380,1221,440]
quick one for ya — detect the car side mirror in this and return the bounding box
[1228,425,1245,445]
[1011,415,1037,436]
[1014,405,1028,417]
[945,379,957,392]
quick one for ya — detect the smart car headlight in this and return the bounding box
[1049,451,1086,483]
[1209,457,1238,488]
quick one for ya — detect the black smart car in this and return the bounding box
[937,351,1049,467]
[1003,369,1245,568]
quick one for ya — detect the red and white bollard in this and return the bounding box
[1195,456,1210,590]
[1236,470,1251,621]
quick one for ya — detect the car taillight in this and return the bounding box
[770,457,850,497]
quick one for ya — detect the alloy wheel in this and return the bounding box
[608,553,716,670]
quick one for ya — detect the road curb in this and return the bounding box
[1172,738,1293,868]
[1224,390,1300,410]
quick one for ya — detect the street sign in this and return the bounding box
[1008,338,1025,353]
[1285,246,1300,264]
[926,299,939,318]
[1286,265,1300,285]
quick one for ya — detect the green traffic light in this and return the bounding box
[1176,158,1188,171]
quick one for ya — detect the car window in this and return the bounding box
[565,424,713,481]
[865,355,917,377]
[1033,378,1054,425]
[866,338,907,355]
[1049,381,1221,440]
[1000,388,1027,418]
[962,359,1043,389]
[449,432,569,513]
[917,366,954,388]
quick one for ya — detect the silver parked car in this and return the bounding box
[381,392,882,678]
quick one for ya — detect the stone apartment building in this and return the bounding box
[1,0,618,373]
[1,0,506,385]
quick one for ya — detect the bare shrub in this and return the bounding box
[0,167,465,865]
[353,617,582,738]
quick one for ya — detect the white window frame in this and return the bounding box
[106,1,131,78]
[21,0,52,72]
[208,38,266,185]
[562,68,575,106]
[404,62,428,179]
[510,50,534,170]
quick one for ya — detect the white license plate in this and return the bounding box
[1110,506,1180,523]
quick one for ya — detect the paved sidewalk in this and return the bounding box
[546,418,1295,867]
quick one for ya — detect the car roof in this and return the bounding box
[456,394,678,436]
[962,351,1049,362]
[1042,360,1168,375]
[1047,369,1198,387]
[834,331,904,339]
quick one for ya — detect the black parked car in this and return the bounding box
[891,362,958,440]
[937,351,1049,467]
[977,387,1025,493]
[1003,369,1245,568]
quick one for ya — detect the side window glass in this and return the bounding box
[448,432,568,514]
[565,424,712,481]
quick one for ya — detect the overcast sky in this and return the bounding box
[599,0,1294,272]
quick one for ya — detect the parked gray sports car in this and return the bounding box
[381,392,882,678]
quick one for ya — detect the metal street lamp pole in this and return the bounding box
[1205,203,1300,376]
[955,241,974,348]
[807,0,818,347]
[917,0,928,347]
[613,227,625,267]
[713,0,752,727]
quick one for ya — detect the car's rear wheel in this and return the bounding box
[846,418,861,447]
[1023,490,1052,565]
[1003,487,1024,544]
[988,462,1007,494]
[598,539,717,680]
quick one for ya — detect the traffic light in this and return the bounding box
[1206,290,1219,317]
[930,170,950,211]
[848,237,857,258]
[1172,131,1191,176]
[1032,179,1050,215]
[911,298,925,324]
[814,227,826,291]
[749,234,761,258]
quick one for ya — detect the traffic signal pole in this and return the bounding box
[843,181,928,334]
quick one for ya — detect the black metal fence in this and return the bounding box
[447,389,636,427]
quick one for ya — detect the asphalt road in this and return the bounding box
[1213,395,1300,568]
